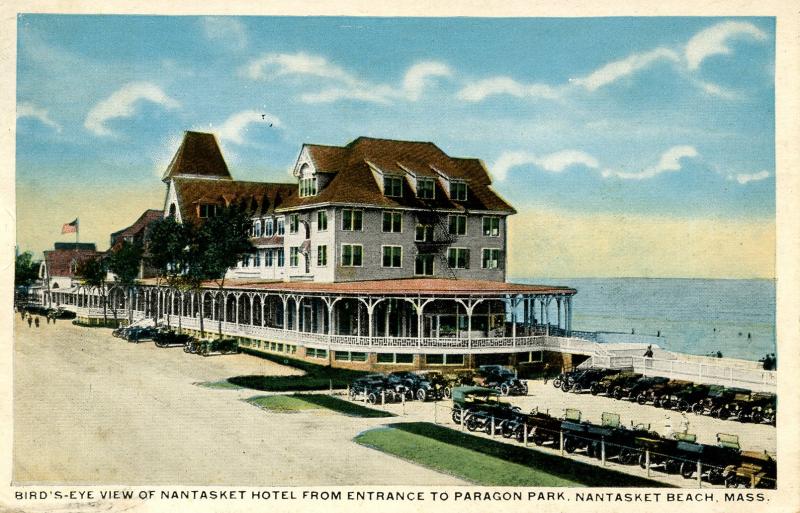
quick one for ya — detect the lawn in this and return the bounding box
[228,350,368,392]
[354,422,672,487]
[247,394,395,417]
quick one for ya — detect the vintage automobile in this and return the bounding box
[412,371,449,401]
[734,392,776,424]
[512,409,563,447]
[564,368,620,393]
[723,451,776,488]
[349,375,395,404]
[477,365,528,396]
[692,386,751,419]
[156,328,195,348]
[560,408,594,454]
[551,367,582,389]
[198,338,238,356]
[668,384,711,412]
[645,432,742,484]
[638,379,694,407]
[385,371,420,401]
[615,376,670,401]
[450,386,518,425]
[584,414,657,465]
[589,370,642,396]
[727,391,775,424]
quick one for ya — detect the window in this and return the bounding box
[277,248,285,267]
[266,249,274,267]
[415,254,435,276]
[265,218,274,237]
[342,209,363,231]
[299,177,318,197]
[198,204,218,218]
[289,214,299,234]
[276,218,285,236]
[241,255,250,268]
[448,215,467,236]
[253,220,262,237]
[376,353,413,364]
[482,216,500,237]
[307,347,327,359]
[417,178,435,199]
[382,211,402,233]
[450,181,467,201]
[317,245,327,266]
[382,246,402,268]
[415,224,434,242]
[383,176,403,197]
[290,247,300,267]
[341,244,363,267]
[335,351,367,362]
[317,210,328,231]
[482,248,500,269]
[425,354,465,366]
[254,250,262,267]
[447,248,470,269]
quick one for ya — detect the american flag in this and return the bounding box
[61,218,78,234]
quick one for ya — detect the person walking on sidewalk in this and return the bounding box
[27,317,32,328]
[34,317,40,328]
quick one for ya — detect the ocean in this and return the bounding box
[520,278,776,362]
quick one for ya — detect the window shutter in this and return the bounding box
[464,249,471,269]
[498,250,505,270]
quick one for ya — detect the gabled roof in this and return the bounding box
[172,177,297,223]
[43,248,102,278]
[282,137,515,213]
[110,209,164,249]
[161,131,233,182]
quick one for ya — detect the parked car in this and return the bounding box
[450,386,517,425]
[638,379,693,406]
[476,365,528,396]
[564,368,619,393]
[692,386,751,419]
[724,451,776,488]
[512,409,563,447]
[735,392,776,425]
[615,376,669,401]
[154,328,195,348]
[199,338,238,356]
[349,375,394,404]
[590,370,642,396]
[412,371,449,401]
[669,384,711,412]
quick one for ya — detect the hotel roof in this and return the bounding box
[161,131,232,182]
[139,277,576,296]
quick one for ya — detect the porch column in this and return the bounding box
[557,297,562,331]
[281,294,288,330]
[249,295,254,325]
[567,296,573,335]
[544,296,551,336]
[262,295,267,326]
[295,297,301,332]
[523,296,529,334]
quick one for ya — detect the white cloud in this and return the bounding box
[492,149,599,181]
[694,79,738,99]
[601,145,698,180]
[572,48,681,91]
[456,76,561,102]
[216,109,282,145]
[243,52,451,104]
[84,82,179,136]
[17,101,61,132]
[243,52,357,84]
[200,17,248,51]
[728,170,770,185]
[402,61,453,101]
[685,21,767,71]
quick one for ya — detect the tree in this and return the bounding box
[106,240,144,324]
[146,216,194,327]
[15,251,40,303]
[75,255,110,323]
[196,204,254,338]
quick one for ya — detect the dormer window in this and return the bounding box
[299,177,317,197]
[198,204,219,218]
[417,178,435,199]
[450,181,467,201]
[253,220,262,237]
[383,176,403,197]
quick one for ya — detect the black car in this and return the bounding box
[477,366,528,396]
[349,375,394,404]
[564,368,619,393]
[615,376,669,401]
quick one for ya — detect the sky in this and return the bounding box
[15,15,775,278]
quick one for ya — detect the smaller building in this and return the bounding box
[108,208,164,279]
[39,243,101,307]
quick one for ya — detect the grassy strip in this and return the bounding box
[354,422,673,487]
[197,380,243,390]
[248,394,395,417]
[228,349,368,392]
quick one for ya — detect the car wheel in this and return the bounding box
[452,410,461,423]
[680,461,695,479]
[367,393,377,405]
[466,417,479,432]
[552,378,562,389]
[443,387,452,399]
[500,383,510,396]
[416,389,427,402]
[590,383,600,395]
[750,411,763,424]
[678,400,691,413]
[636,393,648,405]
[691,402,704,414]
[612,387,623,400]
[717,407,730,420]
[560,381,571,392]
[405,389,415,401]
[563,436,577,453]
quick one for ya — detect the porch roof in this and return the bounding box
[139,277,576,297]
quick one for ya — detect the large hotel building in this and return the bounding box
[44,131,587,372]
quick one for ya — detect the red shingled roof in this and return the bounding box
[110,209,163,248]
[280,137,515,213]
[162,131,233,182]
[43,249,102,278]
[139,277,575,296]
[172,178,297,223]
